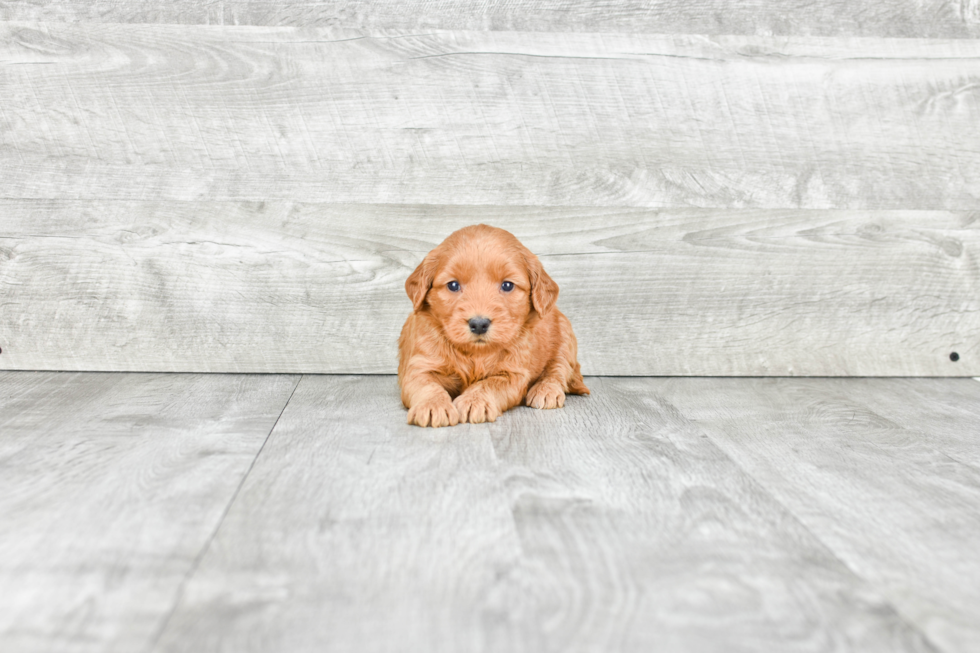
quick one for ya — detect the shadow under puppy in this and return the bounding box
[399,224,589,427]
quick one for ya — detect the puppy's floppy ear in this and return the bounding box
[525,252,559,316]
[405,253,436,312]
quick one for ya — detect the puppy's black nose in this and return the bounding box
[468,316,491,335]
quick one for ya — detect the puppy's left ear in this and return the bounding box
[526,252,559,316]
[405,253,435,312]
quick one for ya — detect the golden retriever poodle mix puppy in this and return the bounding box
[398,224,589,427]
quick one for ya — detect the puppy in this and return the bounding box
[398,224,589,427]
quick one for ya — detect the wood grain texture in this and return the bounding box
[2,25,980,209]
[2,0,979,38]
[152,375,936,653]
[1,201,976,375]
[657,377,980,653]
[0,371,299,653]
[831,378,980,467]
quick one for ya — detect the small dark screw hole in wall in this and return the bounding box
[950,352,960,362]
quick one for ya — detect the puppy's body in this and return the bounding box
[399,224,588,427]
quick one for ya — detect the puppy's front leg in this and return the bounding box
[527,359,586,409]
[454,373,528,424]
[526,374,567,409]
[402,370,459,428]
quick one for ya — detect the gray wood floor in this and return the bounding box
[2,372,979,652]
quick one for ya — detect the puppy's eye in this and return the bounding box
[447,280,460,292]
[501,281,515,292]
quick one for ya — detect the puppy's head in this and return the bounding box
[406,224,558,349]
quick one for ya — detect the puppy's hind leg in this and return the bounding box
[567,362,590,396]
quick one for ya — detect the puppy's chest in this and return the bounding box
[454,357,495,387]
[450,353,515,389]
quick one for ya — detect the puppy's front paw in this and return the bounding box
[453,392,501,424]
[407,395,459,428]
[526,382,565,409]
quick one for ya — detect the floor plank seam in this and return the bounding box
[714,445,945,652]
[654,394,945,652]
[140,374,304,653]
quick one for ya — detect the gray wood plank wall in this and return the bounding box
[3,27,980,209]
[0,7,978,374]
[3,1,979,37]
[1,202,976,375]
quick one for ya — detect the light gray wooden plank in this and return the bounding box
[152,375,526,653]
[152,376,935,653]
[815,378,980,468]
[2,26,980,209]
[1,201,976,375]
[2,0,978,38]
[657,377,980,653]
[0,371,299,653]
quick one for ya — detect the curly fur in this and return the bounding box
[398,224,589,427]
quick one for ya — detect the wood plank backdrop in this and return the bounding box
[3,1,980,37]
[1,202,976,374]
[0,10,978,375]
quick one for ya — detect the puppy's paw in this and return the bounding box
[526,382,566,409]
[407,395,459,428]
[453,392,501,424]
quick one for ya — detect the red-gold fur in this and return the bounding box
[398,224,589,427]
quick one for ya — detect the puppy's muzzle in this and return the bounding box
[468,316,491,335]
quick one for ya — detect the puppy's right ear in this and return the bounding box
[405,253,435,312]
